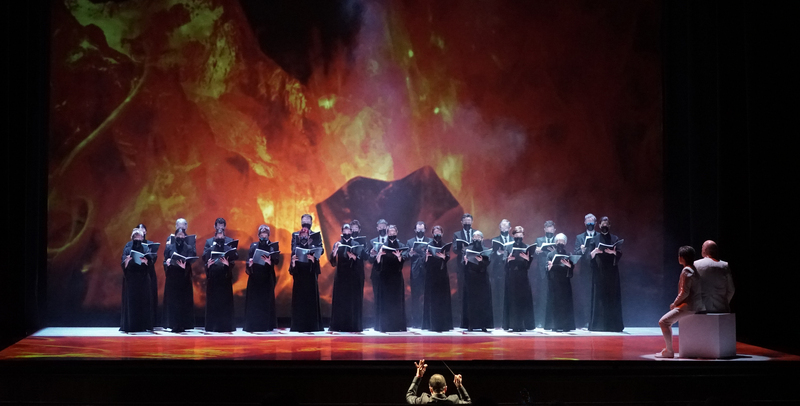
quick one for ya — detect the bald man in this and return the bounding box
[406,359,471,404]
[694,240,735,313]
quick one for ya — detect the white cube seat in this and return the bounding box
[678,313,736,359]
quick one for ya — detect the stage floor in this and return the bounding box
[2,327,797,361]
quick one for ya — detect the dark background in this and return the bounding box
[3,0,799,357]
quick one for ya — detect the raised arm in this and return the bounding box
[406,359,427,404]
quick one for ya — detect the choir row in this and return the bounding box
[119,214,625,333]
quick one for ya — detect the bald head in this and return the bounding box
[428,374,447,393]
[701,240,719,259]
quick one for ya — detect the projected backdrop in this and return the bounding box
[47,0,662,325]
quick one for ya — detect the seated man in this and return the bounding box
[694,240,735,313]
[406,359,471,404]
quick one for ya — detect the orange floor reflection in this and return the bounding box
[2,328,797,361]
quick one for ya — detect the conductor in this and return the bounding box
[406,359,472,404]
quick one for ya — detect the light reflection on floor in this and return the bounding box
[0,327,795,361]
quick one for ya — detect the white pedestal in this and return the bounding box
[678,313,737,359]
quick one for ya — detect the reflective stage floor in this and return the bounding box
[2,327,797,361]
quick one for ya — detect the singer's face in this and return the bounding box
[387,228,397,237]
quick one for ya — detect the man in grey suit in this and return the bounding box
[406,359,471,404]
[694,240,735,313]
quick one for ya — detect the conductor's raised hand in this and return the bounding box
[414,359,428,378]
[453,374,463,388]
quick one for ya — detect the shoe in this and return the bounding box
[655,349,674,358]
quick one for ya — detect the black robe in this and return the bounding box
[422,240,452,332]
[452,229,473,328]
[368,235,387,330]
[202,239,236,332]
[162,240,196,332]
[533,235,556,328]
[289,240,323,332]
[463,245,493,330]
[146,241,159,327]
[244,241,279,332]
[329,238,364,332]
[120,242,154,332]
[589,233,624,332]
[573,231,598,329]
[545,249,576,331]
[404,237,432,328]
[489,235,512,328]
[503,242,535,331]
[376,240,407,332]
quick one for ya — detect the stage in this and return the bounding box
[2,327,799,405]
[2,327,796,361]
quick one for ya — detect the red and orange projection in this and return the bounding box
[47,0,662,322]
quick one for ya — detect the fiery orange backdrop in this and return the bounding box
[47,0,662,325]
